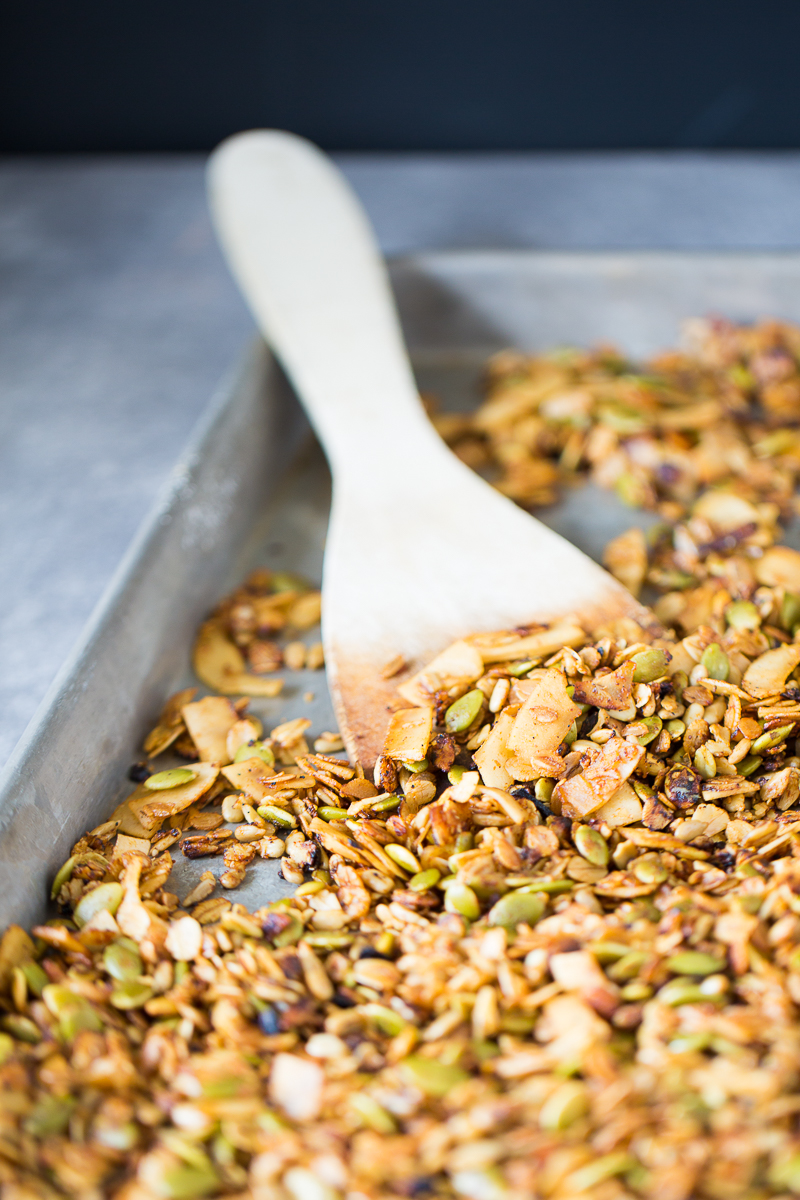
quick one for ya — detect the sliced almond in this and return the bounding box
[554,738,643,819]
[471,621,586,664]
[742,643,800,698]
[473,709,515,790]
[692,489,761,532]
[755,545,800,592]
[127,762,220,835]
[193,619,285,697]
[507,668,582,762]
[182,696,239,764]
[397,640,483,706]
[594,781,642,827]
[572,661,635,712]
[383,707,433,762]
[221,758,277,802]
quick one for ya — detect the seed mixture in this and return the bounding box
[7,318,800,1200]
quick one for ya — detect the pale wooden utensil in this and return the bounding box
[208,130,652,768]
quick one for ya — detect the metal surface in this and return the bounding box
[5,250,800,930]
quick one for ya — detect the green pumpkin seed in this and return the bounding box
[294,879,326,897]
[103,939,143,982]
[657,979,714,1006]
[448,765,466,784]
[586,941,633,962]
[384,844,421,873]
[0,1033,14,1063]
[782,592,800,633]
[256,805,297,827]
[161,1163,219,1200]
[318,806,349,822]
[607,950,647,981]
[631,779,655,802]
[273,914,304,948]
[50,851,108,900]
[43,984,103,1038]
[349,1092,397,1133]
[409,868,441,892]
[574,825,609,867]
[535,777,555,804]
[110,980,154,1009]
[725,600,761,630]
[144,767,196,790]
[375,931,395,957]
[271,571,306,593]
[671,670,688,700]
[508,660,537,677]
[631,648,670,683]
[620,981,653,1001]
[751,724,794,754]
[701,643,729,681]
[371,795,401,813]
[42,983,88,1017]
[1,1014,41,1043]
[517,878,573,895]
[302,932,354,949]
[666,951,726,976]
[50,855,79,899]
[566,1152,637,1193]
[454,832,474,853]
[24,1096,76,1137]
[444,689,484,734]
[234,741,275,767]
[769,1153,800,1193]
[488,891,546,931]
[74,881,123,927]
[444,882,481,921]
[666,718,686,738]
[402,758,429,773]
[20,961,48,996]
[631,857,668,885]
[693,745,716,779]
[539,1081,589,1130]
[753,426,795,454]
[738,755,763,777]
[634,715,662,746]
[399,1055,469,1097]
[362,1003,408,1036]
[501,1013,536,1035]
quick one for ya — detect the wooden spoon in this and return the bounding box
[208,131,653,769]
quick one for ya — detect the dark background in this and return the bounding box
[2,0,799,153]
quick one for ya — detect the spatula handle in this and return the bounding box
[208,130,440,476]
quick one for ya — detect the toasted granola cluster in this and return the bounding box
[8,319,800,1199]
[190,570,324,702]
[435,316,800,518]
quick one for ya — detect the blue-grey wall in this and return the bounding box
[1,0,795,152]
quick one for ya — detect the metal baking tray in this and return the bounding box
[5,250,800,931]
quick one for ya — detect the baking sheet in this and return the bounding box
[6,251,800,929]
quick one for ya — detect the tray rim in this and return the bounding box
[0,348,255,808]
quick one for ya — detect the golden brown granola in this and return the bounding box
[10,319,800,1199]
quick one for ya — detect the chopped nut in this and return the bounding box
[165,916,202,962]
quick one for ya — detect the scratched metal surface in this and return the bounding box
[5,250,800,929]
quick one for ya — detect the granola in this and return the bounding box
[9,319,800,1198]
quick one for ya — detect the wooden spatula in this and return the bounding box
[208,131,653,769]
